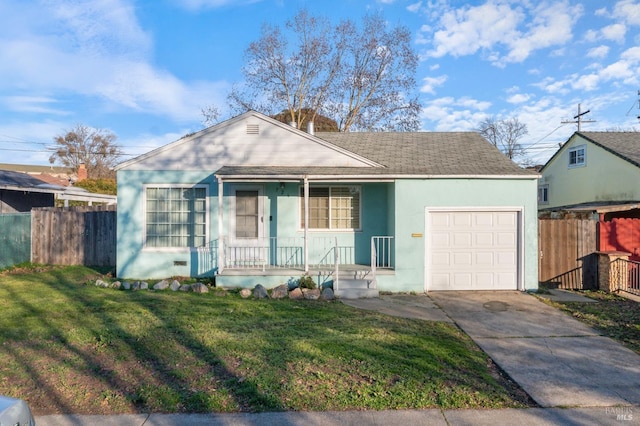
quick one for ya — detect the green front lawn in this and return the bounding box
[0,265,531,415]
[543,290,640,355]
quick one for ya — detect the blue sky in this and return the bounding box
[1,0,639,167]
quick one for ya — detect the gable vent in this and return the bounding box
[246,124,259,135]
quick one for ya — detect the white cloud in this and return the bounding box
[420,75,448,94]
[622,46,640,61]
[572,73,600,91]
[421,96,491,131]
[1,96,70,116]
[507,93,531,104]
[601,23,627,42]
[423,1,582,66]
[0,0,229,123]
[587,45,610,59]
[613,0,640,26]
[427,2,523,58]
[407,1,422,13]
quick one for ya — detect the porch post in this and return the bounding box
[217,178,224,273]
[304,177,309,273]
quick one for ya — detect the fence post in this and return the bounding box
[596,251,630,292]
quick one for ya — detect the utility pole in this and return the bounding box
[562,103,596,131]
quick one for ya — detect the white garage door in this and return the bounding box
[427,210,519,291]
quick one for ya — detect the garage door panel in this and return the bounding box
[496,232,516,247]
[452,212,472,227]
[475,232,494,245]
[476,252,494,265]
[428,210,519,291]
[474,212,494,226]
[453,252,472,266]
[453,233,472,247]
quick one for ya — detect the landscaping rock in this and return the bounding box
[153,280,169,290]
[132,281,149,291]
[192,282,209,293]
[95,279,109,288]
[110,281,122,290]
[122,281,131,290]
[270,284,288,299]
[321,287,335,300]
[288,287,303,300]
[239,288,252,298]
[179,284,192,292]
[302,288,321,300]
[170,280,181,291]
[253,284,269,299]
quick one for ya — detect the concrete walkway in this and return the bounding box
[34,406,638,425]
[429,291,640,408]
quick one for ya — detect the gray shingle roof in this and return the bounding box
[316,132,534,176]
[0,170,55,188]
[578,132,640,167]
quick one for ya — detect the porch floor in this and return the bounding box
[218,264,394,276]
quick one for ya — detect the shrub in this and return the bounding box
[298,274,316,289]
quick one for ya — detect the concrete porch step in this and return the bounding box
[334,287,379,299]
[334,278,378,299]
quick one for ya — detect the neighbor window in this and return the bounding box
[300,186,361,230]
[145,186,207,248]
[538,185,549,205]
[568,145,586,168]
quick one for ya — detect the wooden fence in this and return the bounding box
[538,219,598,290]
[31,205,117,267]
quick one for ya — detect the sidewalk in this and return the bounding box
[34,406,639,426]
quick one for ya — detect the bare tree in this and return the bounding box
[224,9,421,132]
[201,105,221,128]
[477,117,528,162]
[49,124,122,179]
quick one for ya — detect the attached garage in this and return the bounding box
[426,209,521,291]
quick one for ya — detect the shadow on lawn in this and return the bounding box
[0,266,526,415]
[0,268,285,414]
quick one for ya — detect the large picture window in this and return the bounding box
[300,186,360,230]
[145,186,207,248]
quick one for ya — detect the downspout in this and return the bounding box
[218,178,224,274]
[304,176,309,274]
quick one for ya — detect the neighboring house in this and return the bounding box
[0,170,58,212]
[0,169,116,211]
[538,132,640,210]
[115,111,539,295]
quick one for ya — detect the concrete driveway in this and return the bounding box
[429,291,640,408]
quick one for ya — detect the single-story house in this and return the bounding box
[115,111,539,295]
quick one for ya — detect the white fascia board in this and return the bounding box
[215,173,538,182]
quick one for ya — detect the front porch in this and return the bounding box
[212,236,394,298]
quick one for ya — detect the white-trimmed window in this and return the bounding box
[145,186,207,248]
[300,186,361,230]
[568,145,586,168]
[538,184,549,205]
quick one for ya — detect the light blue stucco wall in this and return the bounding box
[118,173,537,292]
[375,178,538,293]
[117,170,218,279]
[117,174,392,281]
